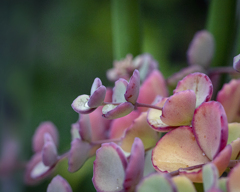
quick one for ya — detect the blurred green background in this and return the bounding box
[0,0,238,191]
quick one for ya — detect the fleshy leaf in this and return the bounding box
[78,114,92,142]
[71,94,96,114]
[124,69,140,104]
[112,78,128,103]
[102,102,134,119]
[89,107,111,141]
[137,70,168,112]
[88,85,106,108]
[25,153,55,185]
[109,110,140,139]
[42,133,58,167]
[217,79,240,122]
[180,144,232,183]
[229,138,240,160]
[124,138,145,192]
[93,142,127,192]
[152,126,210,173]
[227,161,240,192]
[228,123,240,144]
[187,30,214,68]
[202,163,219,191]
[161,90,196,126]
[90,78,102,95]
[47,175,72,192]
[147,97,176,132]
[174,72,213,108]
[68,138,92,173]
[233,53,240,72]
[32,121,59,153]
[121,112,159,152]
[136,173,177,192]
[172,176,196,192]
[192,101,228,160]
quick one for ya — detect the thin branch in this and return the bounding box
[135,102,163,111]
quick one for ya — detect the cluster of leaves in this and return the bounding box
[4,30,240,191]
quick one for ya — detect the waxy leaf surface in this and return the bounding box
[121,112,159,152]
[174,72,213,108]
[192,101,228,160]
[47,175,72,192]
[161,90,196,126]
[93,142,127,192]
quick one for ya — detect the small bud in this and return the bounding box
[187,30,214,68]
[32,121,59,153]
[125,70,140,104]
[88,85,106,108]
[42,133,58,167]
[90,78,102,95]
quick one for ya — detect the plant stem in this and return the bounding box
[111,0,142,60]
[168,160,240,177]
[206,0,237,67]
[135,102,162,111]
[207,66,238,76]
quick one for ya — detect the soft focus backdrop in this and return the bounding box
[0,0,237,191]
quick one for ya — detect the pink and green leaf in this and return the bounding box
[192,101,228,160]
[121,112,159,152]
[47,175,72,192]
[102,102,134,119]
[68,138,92,173]
[174,72,213,108]
[152,126,210,174]
[124,69,140,104]
[123,138,145,192]
[161,90,196,126]
[93,142,127,192]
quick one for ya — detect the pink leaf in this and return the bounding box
[68,138,92,173]
[124,138,145,191]
[125,69,140,104]
[161,90,196,126]
[174,72,213,108]
[93,142,127,192]
[47,175,72,192]
[192,101,228,160]
[32,121,59,153]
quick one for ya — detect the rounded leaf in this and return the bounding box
[71,94,96,114]
[161,90,196,126]
[32,121,59,153]
[174,72,213,108]
[93,142,127,192]
[192,101,228,160]
[47,175,72,192]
